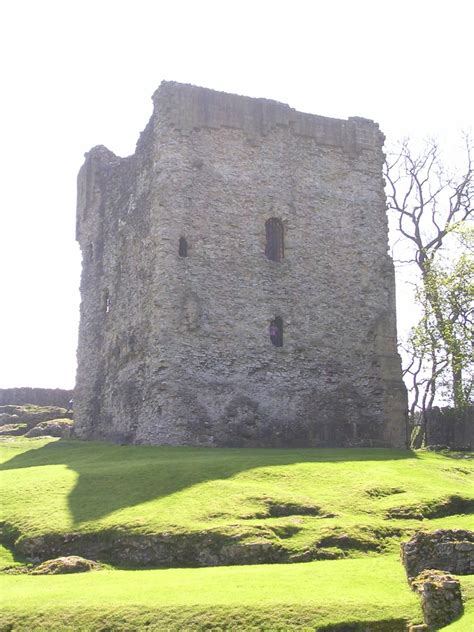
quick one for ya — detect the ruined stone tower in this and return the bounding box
[75,81,407,447]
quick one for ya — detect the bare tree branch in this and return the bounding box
[386,136,473,429]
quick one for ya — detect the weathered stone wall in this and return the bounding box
[0,388,72,408]
[411,570,463,630]
[425,406,473,450]
[401,530,474,580]
[75,81,407,447]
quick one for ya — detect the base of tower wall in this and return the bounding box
[74,377,408,449]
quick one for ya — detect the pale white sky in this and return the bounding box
[0,0,472,388]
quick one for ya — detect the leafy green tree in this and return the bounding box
[410,248,473,404]
[385,138,473,438]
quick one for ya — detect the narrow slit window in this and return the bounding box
[179,237,188,258]
[104,289,110,314]
[269,317,283,347]
[265,218,284,262]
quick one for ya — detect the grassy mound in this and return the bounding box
[25,417,73,438]
[0,405,67,427]
[0,438,472,567]
[0,423,28,436]
[0,436,472,629]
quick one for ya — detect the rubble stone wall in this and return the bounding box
[426,406,473,450]
[75,81,407,447]
[401,530,474,580]
[0,388,72,408]
[411,570,463,630]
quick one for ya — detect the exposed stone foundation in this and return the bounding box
[411,570,463,630]
[401,530,474,581]
[0,405,68,429]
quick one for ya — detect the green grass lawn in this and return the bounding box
[1,437,472,563]
[0,436,472,630]
[0,555,421,630]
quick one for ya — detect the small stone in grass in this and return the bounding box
[31,555,101,575]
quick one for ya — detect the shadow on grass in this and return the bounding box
[0,542,30,570]
[0,439,417,526]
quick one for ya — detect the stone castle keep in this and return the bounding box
[75,81,407,447]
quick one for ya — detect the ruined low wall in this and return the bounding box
[425,406,473,450]
[0,388,73,409]
[401,530,474,580]
[411,570,463,630]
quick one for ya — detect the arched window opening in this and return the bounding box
[265,218,284,262]
[179,237,188,258]
[104,289,111,314]
[269,316,283,347]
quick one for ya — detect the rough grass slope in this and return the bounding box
[1,437,472,567]
[0,435,473,630]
